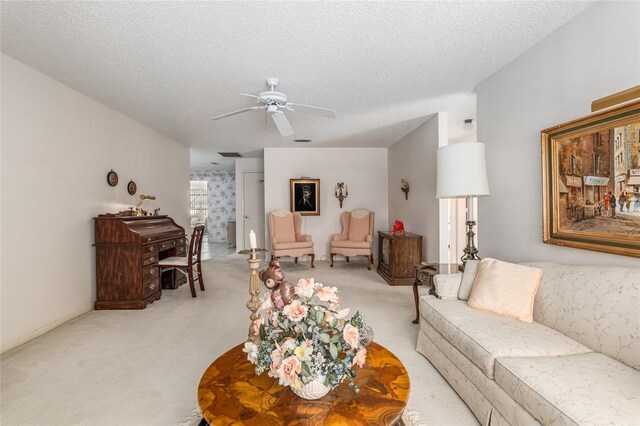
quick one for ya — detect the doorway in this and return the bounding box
[243,172,265,249]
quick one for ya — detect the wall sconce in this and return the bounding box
[334,182,349,208]
[401,179,410,200]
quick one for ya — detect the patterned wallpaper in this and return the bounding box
[190,171,236,242]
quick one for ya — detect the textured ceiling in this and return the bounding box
[1,1,593,170]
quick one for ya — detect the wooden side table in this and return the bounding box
[198,342,410,425]
[412,263,461,324]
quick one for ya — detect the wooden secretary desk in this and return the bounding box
[94,215,187,309]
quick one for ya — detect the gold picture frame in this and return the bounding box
[541,100,640,257]
[290,178,320,216]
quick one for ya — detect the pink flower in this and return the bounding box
[295,278,315,297]
[343,323,360,349]
[315,284,338,302]
[353,347,367,368]
[252,315,264,336]
[335,308,350,319]
[282,299,308,322]
[269,346,285,376]
[277,356,301,386]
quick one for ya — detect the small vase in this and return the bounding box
[291,375,332,400]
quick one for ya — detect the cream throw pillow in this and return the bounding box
[467,258,543,323]
[458,259,480,301]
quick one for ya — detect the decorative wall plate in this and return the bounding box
[107,170,119,187]
[127,180,137,195]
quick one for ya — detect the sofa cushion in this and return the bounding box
[495,353,640,425]
[420,296,591,379]
[467,258,543,323]
[526,263,640,371]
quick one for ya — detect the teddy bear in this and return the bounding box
[258,259,297,309]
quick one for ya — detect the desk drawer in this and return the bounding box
[143,254,157,267]
[143,277,160,298]
[143,244,158,256]
[175,245,186,256]
[143,265,159,283]
[159,240,178,251]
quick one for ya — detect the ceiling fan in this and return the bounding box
[210,78,337,137]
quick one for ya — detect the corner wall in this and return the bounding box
[263,148,388,260]
[476,1,639,266]
[1,54,190,353]
[388,113,450,262]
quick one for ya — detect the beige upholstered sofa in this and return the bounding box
[417,262,640,425]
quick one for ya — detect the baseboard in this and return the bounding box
[1,305,93,355]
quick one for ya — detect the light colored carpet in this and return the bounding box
[0,257,477,425]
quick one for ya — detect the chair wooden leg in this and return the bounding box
[187,268,197,298]
[294,257,298,264]
[330,253,335,267]
[346,256,350,263]
[310,254,315,268]
[197,261,205,291]
[367,255,372,270]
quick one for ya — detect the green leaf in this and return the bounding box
[298,322,308,333]
[319,333,330,344]
[259,324,267,340]
[316,310,324,324]
[330,342,338,359]
[330,334,341,342]
[301,362,311,376]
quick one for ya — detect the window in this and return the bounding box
[593,153,600,174]
[190,181,208,219]
[570,155,577,175]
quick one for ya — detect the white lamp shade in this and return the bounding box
[436,142,490,199]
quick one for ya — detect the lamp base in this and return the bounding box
[459,220,481,271]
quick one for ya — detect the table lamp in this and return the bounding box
[436,142,490,268]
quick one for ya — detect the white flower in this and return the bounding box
[243,341,259,363]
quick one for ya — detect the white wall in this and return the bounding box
[476,1,639,267]
[388,114,447,262]
[1,54,190,353]
[235,158,264,251]
[263,148,388,260]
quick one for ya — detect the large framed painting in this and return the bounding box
[541,100,640,257]
[290,178,320,216]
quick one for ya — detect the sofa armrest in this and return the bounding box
[272,236,278,244]
[297,234,312,242]
[433,273,462,300]
[331,234,347,242]
[366,235,373,243]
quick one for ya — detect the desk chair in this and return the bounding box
[158,225,205,297]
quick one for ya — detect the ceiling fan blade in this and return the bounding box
[271,111,294,137]
[286,102,337,119]
[239,93,259,99]
[210,106,264,120]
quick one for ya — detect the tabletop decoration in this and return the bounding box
[243,277,371,400]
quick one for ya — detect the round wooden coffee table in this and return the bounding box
[198,341,410,425]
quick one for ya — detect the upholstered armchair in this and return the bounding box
[330,208,375,270]
[268,209,315,268]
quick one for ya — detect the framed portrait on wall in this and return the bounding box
[541,100,640,258]
[290,178,320,216]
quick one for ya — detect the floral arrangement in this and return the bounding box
[243,277,370,395]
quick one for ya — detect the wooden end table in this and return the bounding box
[412,263,461,324]
[198,341,410,425]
